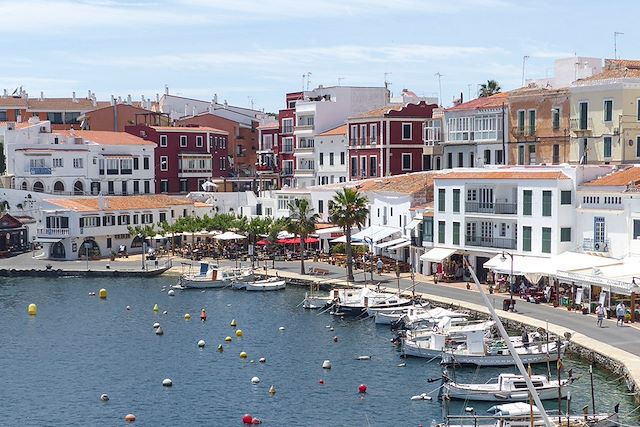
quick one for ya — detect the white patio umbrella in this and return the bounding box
[213,231,246,241]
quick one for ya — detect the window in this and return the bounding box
[102,215,115,226]
[517,110,525,133]
[196,135,203,147]
[528,144,536,164]
[370,157,377,177]
[160,180,169,193]
[282,118,293,134]
[73,158,83,168]
[473,114,501,141]
[453,189,460,213]
[160,135,167,147]
[469,152,474,167]
[159,212,167,223]
[133,180,139,194]
[579,102,588,130]
[120,158,132,175]
[318,200,323,214]
[467,189,477,201]
[438,221,445,244]
[438,189,446,212]
[180,135,187,147]
[53,158,63,168]
[447,152,453,169]
[47,112,63,124]
[402,123,412,140]
[637,136,640,158]
[141,213,153,224]
[528,110,536,135]
[634,220,640,239]
[604,100,613,122]
[179,179,188,193]
[219,157,226,170]
[553,144,560,164]
[560,227,571,242]
[422,217,434,242]
[517,145,525,165]
[370,123,378,144]
[319,153,324,166]
[560,191,571,205]
[523,190,532,215]
[637,99,640,121]
[457,152,463,167]
[484,149,491,165]
[329,152,334,166]
[350,157,357,177]
[542,191,552,216]
[542,227,551,253]
[402,153,411,171]
[359,125,367,145]
[133,157,139,170]
[117,214,130,226]
[107,181,114,195]
[160,156,168,171]
[283,137,294,153]
[495,150,503,165]
[143,157,150,170]
[340,152,345,165]
[604,136,612,158]
[452,222,460,245]
[522,226,532,252]
[552,108,560,130]
[447,116,472,141]
[360,157,366,177]
[144,181,150,194]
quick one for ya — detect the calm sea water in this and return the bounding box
[0,276,637,426]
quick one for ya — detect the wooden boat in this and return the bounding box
[179,263,254,289]
[303,293,332,309]
[244,278,286,291]
[443,373,571,402]
[331,287,413,317]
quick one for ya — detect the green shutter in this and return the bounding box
[522,226,531,252]
[438,189,445,212]
[453,222,460,245]
[438,221,445,244]
[560,191,571,205]
[453,189,460,213]
[604,137,612,158]
[424,217,434,242]
[542,227,551,253]
[560,227,571,242]
[542,191,551,217]
[523,190,532,215]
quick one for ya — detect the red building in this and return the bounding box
[125,124,229,194]
[346,101,438,179]
[277,92,302,187]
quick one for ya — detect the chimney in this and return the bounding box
[127,94,132,105]
[192,106,196,116]
[87,90,91,99]
[2,89,6,98]
[156,93,160,103]
[40,91,44,101]
[208,104,213,113]
[213,93,218,104]
[110,95,115,106]
[224,100,228,109]
[184,104,188,117]
[72,91,77,102]
[141,95,145,104]
[92,98,97,107]
[117,96,122,103]
[165,85,169,95]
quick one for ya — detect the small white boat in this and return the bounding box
[245,278,286,291]
[332,287,413,316]
[444,373,571,402]
[370,302,430,324]
[441,337,566,367]
[180,263,254,289]
[303,292,332,309]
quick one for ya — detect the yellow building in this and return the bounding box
[569,59,640,164]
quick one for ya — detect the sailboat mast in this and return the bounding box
[464,257,554,427]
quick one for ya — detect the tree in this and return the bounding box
[329,188,369,282]
[158,221,179,255]
[286,198,320,274]
[478,80,501,98]
[127,225,156,252]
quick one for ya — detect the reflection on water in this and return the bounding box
[0,276,636,426]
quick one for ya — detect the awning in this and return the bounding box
[420,247,457,262]
[483,254,549,276]
[388,240,411,250]
[352,225,400,243]
[545,251,621,275]
[405,217,422,230]
[376,237,409,249]
[329,235,366,245]
[37,237,64,243]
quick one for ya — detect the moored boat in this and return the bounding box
[443,373,571,402]
[244,278,286,291]
[331,287,413,317]
[179,263,254,289]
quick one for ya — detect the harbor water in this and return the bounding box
[0,276,637,426]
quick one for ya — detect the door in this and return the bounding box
[50,241,66,259]
[479,188,493,212]
[475,256,490,283]
[594,217,605,250]
[481,221,493,246]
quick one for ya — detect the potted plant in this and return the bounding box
[110,251,116,261]
[45,264,52,270]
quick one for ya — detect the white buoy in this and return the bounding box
[329,327,334,331]
[162,378,173,387]
[153,322,160,329]
[322,360,332,369]
[198,339,206,348]
[126,305,131,310]
[278,326,285,331]
[325,325,330,328]
[89,292,96,296]
[163,310,168,315]
[410,395,423,401]
[155,326,164,335]
[410,394,433,401]
[258,357,266,363]
[167,290,175,296]
[251,376,260,384]
[100,393,109,401]
[356,355,371,360]
[397,363,406,367]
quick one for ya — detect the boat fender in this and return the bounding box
[155,326,164,335]
[153,322,160,329]
[322,360,332,369]
[279,326,285,331]
[167,290,175,296]
[197,340,205,348]
[162,378,172,387]
[356,356,371,360]
[259,357,266,363]
[251,377,260,384]
[100,393,109,401]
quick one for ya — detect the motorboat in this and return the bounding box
[244,278,286,291]
[392,306,470,330]
[179,262,254,289]
[370,302,430,324]
[401,321,495,358]
[443,373,571,402]
[331,287,413,317]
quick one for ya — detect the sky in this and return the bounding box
[2,0,639,113]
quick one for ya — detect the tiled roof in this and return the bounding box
[352,172,438,197]
[0,121,32,129]
[577,58,640,83]
[318,124,347,136]
[351,104,404,119]
[436,170,570,180]
[26,98,110,111]
[46,195,194,212]
[445,92,509,112]
[55,130,155,146]
[0,97,28,107]
[582,166,640,187]
[151,125,228,134]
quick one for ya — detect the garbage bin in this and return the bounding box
[561,296,570,306]
[503,299,511,311]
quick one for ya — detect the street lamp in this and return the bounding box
[500,251,514,311]
[363,236,373,284]
[395,259,401,295]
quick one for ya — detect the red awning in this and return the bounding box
[280,237,320,244]
[256,239,270,246]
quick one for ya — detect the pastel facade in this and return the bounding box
[315,124,348,185]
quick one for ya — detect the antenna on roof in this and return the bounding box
[614,31,624,59]
[248,96,255,110]
[337,77,345,86]
[384,72,392,91]
[434,72,443,106]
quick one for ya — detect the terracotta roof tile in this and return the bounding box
[27,98,110,111]
[55,130,154,146]
[0,97,28,108]
[582,166,640,187]
[351,104,404,119]
[577,59,640,83]
[45,195,193,212]
[151,125,228,134]
[318,124,347,136]
[445,92,509,112]
[436,170,570,180]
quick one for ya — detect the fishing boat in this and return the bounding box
[392,306,470,330]
[302,283,332,309]
[244,278,286,291]
[401,321,494,358]
[369,302,430,324]
[331,287,413,317]
[179,262,254,289]
[443,373,571,402]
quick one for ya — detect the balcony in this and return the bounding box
[570,118,594,135]
[256,164,277,174]
[465,235,517,250]
[465,201,517,215]
[37,228,70,237]
[30,167,52,175]
[583,238,610,253]
[282,126,294,134]
[511,126,536,140]
[281,168,294,176]
[294,124,314,132]
[297,140,315,150]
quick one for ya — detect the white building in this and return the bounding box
[3,119,155,196]
[315,124,348,185]
[159,92,271,125]
[37,194,203,260]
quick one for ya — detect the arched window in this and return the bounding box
[50,241,66,259]
[33,181,44,192]
[53,181,65,194]
[78,239,100,259]
[20,181,28,191]
[73,180,84,195]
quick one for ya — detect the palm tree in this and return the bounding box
[329,188,369,282]
[286,198,320,274]
[478,80,501,97]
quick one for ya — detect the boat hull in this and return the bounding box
[245,279,286,291]
[445,384,568,402]
[442,345,564,367]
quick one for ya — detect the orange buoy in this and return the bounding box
[124,413,136,422]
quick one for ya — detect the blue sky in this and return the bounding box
[3,0,638,112]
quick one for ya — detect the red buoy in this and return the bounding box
[358,384,367,393]
[319,379,324,384]
[200,309,207,321]
[124,413,136,422]
[242,414,253,424]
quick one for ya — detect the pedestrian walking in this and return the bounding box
[377,258,383,274]
[616,302,626,326]
[595,303,605,327]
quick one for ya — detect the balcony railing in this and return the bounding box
[282,126,293,134]
[37,228,70,237]
[583,238,610,252]
[465,235,517,250]
[30,167,52,175]
[465,201,517,215]
[294,124,314,132]
[297,140,315,149]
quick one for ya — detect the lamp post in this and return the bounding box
[395,259,401,295]
[500,251,514,311]
[363,236,373,285]
[631,277,640,323]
